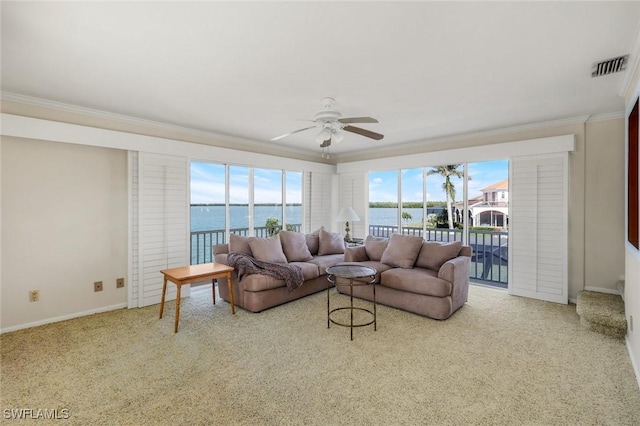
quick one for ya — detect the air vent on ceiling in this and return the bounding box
[591,54,629,77]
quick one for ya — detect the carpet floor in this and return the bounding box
[1,285,639,425]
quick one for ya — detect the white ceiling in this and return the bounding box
[2,1,640,160]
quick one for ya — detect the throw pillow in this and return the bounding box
[305,227,321,255]
[364,235,389,261]
[380,233,424,268]
[248,234,288,263]
[415,241,463,271]
[279,230,313,262]
[229,234,252,255]
[318,227,345,255]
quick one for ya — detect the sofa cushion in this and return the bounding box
[248,235,288,263]
[415,241,463,271]
[308,254,345,275]
[335,261,393,284]
[380,233,423,268]
[364,235,389,261]
[279,230,314,262]
[229,234,252,255]
[318,227,345,255]
[305,228,321,255]
[289,262,321,280]
[380,268,452,298]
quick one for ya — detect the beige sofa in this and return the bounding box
[339,234,472,320]
[214,228,345,312]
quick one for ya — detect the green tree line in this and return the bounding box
[369,201,448,208]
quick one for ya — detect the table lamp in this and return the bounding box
[336,207,360,241]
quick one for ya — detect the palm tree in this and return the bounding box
[427,165,466,229]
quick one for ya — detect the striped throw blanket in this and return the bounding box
[227,253,304,292]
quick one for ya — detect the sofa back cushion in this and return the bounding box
[279,230,314,262]
[248,235,288,263]
[318,227,345,255]
[305,228,321,255]
[380,233,424,268]
[229,234,252,255]
[364,235,389,261]
[415,241,463,271]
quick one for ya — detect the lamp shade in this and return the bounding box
[335,207,360,222]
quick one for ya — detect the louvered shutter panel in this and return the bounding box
[136,152,189,307]
[509,153,568,303]
[308,172,333,232]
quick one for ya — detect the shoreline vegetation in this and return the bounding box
[192,202,448,208]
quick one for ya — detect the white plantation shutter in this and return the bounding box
[132,152,189,307]
[509,153,568,303]
[308,172,333,232]
[340,172,367,238]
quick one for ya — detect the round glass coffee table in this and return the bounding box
[326,264,377,341]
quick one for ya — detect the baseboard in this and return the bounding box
[583,286,621,295]
[0,303,127,334]
[626,336,640,391]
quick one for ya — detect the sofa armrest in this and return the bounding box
[214,244,229,264]
[214,244,229,255]
[438,255,471,306]
[344,246,369,262]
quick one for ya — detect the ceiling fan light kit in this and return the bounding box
[271,97,384,157]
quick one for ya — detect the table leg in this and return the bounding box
[227,272,236,315]
[211,278,216,304]
[174,283,181,333]
[373,281,377,331]
[159,276,168,319]
[327,279,330,329]
[350,278,354,341]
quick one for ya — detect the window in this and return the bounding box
[254,168,283,237]
[189,163,303,263]
[285,171,303,232]
[229,166,250,236]
[368,170,399,237]
[190,162,226,264]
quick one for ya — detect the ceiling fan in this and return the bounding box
[271,97,383,157]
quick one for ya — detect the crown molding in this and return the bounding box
[0,91,318,161]
[334,114,592,162]
[586,111,625,122]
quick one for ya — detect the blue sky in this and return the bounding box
[190,162,303,204]
[369,160,509,202]
[191,160,508,204]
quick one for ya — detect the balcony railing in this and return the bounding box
[369,225,508,288]
[190,224,302,264]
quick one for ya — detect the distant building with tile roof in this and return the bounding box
[456,179,508,228]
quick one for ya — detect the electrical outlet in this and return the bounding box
[94,281,103,292]
[29,290,40,302]
[116,278,125,288]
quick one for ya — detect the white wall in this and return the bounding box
[1,137,128,331]
[584,118,626,292]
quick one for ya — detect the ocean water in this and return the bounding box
[190,206,439,232]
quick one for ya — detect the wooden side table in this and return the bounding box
[159,263,235,333]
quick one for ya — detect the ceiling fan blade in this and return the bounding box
[320,138,331,148]
[338,117,379,124]
[270,125,317,141]
[343,125,384,140]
